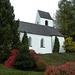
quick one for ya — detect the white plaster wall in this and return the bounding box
[35,11,54,27]
[35,11,41,24]
[20,32,52,54]
[58,36,65,52]
[52,36,65,53]
[20,32,24,41]
[40,18,54,27]
[20,32,65,54]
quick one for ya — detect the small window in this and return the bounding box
[28,37,32,47]
[45,20,48,26]
[37,22,39,24]
[40,38,44,48]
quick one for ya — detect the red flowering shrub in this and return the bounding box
[29,50,40,61]
[44,62,75,75]
[11,49,19,56]
[36,58,48,71]
[4,56,15,68]
[4,49,19,68]
[4,49,40,68]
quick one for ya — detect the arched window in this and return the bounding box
[28,37,32,47]
[45,20,48,26]
[41,38,44,47]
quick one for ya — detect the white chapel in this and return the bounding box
[18,10,65,54]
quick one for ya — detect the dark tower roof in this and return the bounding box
[38,10,53,20]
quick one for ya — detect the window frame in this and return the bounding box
[40,38,45,48]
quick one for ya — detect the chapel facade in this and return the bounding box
[18,10,65,54]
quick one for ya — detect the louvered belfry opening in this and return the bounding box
[45,20,48,26]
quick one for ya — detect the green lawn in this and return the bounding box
[0,64,44,75]
[39,53,75,66]
[0,53,75,75]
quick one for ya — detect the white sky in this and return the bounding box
[10,0,60,23]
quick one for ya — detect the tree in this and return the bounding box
[53,36,60,53]
[0,0,20,63]
[11,20,21,50]
[62,37,75,52]
[14,32,36,70]
[0,25,12,63]
[55,0,75,41]
[22,31,29,51]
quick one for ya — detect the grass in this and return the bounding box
[0,53,75,75]
[0,64,44,75]
[39,52,75,66]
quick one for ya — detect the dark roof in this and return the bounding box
[38,10,53,20]
[18,21,63,37]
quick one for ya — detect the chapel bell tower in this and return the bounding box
[35,10,54,27]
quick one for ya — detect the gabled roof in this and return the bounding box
[18,21,63,37]
[38,10,53,20]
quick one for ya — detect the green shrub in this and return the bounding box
[36,58,48,71]
[14,52,36,70]
[53,36,60,53]
[14,32,36,70]
[63,37,75,52]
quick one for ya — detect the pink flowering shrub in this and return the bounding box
[44,62,75,75]
[58,62,75,75]
[4,49,40,68]
[44,65,60,75]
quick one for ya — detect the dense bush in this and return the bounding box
[4,49,40,69]
[30,50,40,61]
[14,32,36,70]
[44,65,60,75]
[53,36,60,53]
[63,37,75,52]
[4,49,19,68]
[14,50,36,70]
[44,62,75,75]
[58,62,75,75]
[36,58,48,71]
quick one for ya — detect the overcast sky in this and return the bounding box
[10,0,60,23]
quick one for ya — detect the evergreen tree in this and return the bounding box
[0,0,20,63]
[14,32,36,70]
[55,0,75,41]
[12,20,20,50]
[22,31,29,51]
[0,24,11,63]
[53,36,60,53]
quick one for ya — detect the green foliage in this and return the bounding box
[14,53,36,70]
[12,20,21,50]
[0,24,11,63]
[22,31,29,50]
[55,0,75,41]
[53,36,60,53]
[36,58,48,71]
[14,32,36,70]
[0,0,20,63]
[62,37,75,52]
